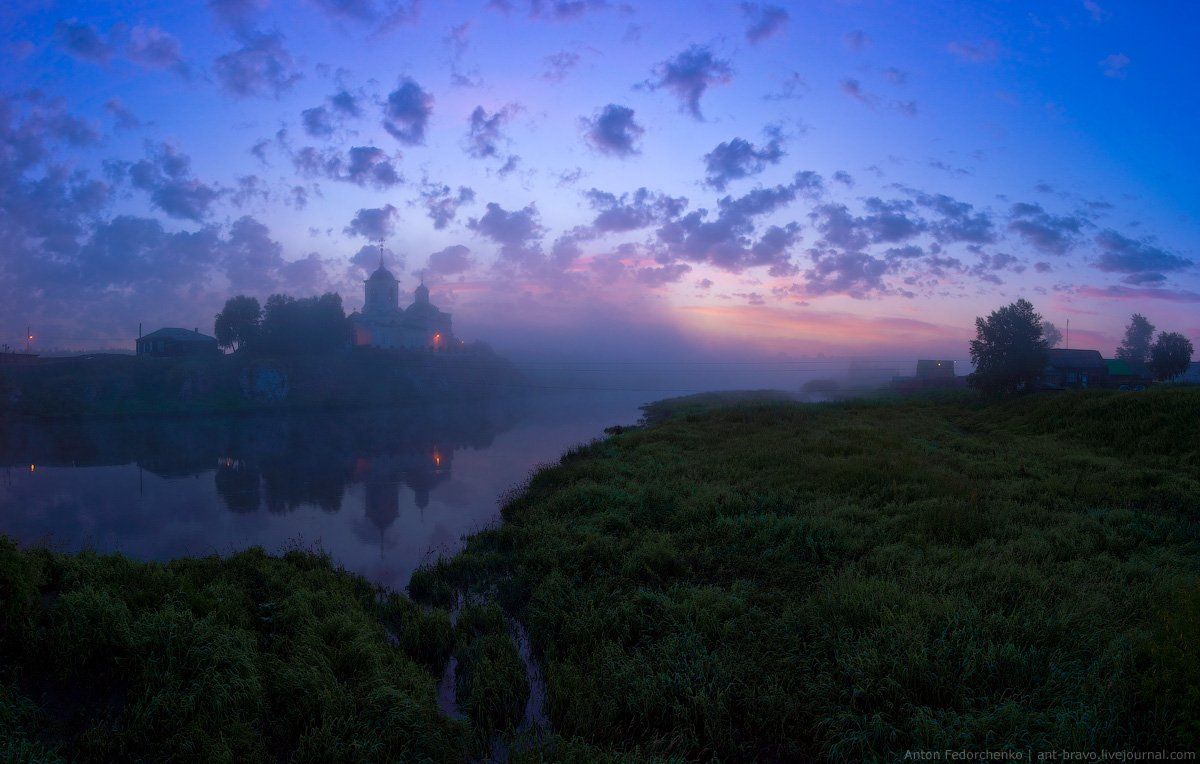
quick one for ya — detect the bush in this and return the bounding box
[0,544,465,761]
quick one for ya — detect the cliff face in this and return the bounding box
[0,348,524,418]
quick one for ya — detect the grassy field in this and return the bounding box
[418,388,1200,760]
[0,543,465,762]
[2,389,1198,760]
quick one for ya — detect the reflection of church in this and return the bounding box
[354,446,452,540]
[348,257,455,350]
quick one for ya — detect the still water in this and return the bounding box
[0,392,648,591]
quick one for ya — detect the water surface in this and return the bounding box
[0,392,647,590]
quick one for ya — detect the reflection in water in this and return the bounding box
[0,393,646,589]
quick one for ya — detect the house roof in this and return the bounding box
[1105,358,1133,376]
[139,327,217,342]
[1046,348,1106,370]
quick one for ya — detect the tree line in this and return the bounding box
[969,299,1194,394]
[214,294,347,355]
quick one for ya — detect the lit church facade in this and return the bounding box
[348,261,455,350]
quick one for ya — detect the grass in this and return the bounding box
[0,542,465,762]
[3,388,1198,760]
[415,387,1200,760]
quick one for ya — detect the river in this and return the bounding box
[0,391,649,591]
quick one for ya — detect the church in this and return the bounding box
[348,259,455,350]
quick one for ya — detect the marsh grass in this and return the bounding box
[415,388,1200,760]
[0,544,466,762]
[453,602,530,736]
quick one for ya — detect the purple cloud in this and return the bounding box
[125,25,186,73]
[646,45,733,120]
[1092,229,1192,283]
[583,104,644,157]
[421,183,475,229]
[126,143,221,221]
[1008,202,1085,255]
[427,244,475,275]
[465,105,516,159]
[543,50,581,82]
[382,78,433,145]
[54,20,113,62]
[292,145,402,189]
[741,3,788,44]
[703,135,785,190]
[469,202,544,266]
[586,187,687,232]
[344,204,399,240]
[214,32,301,98]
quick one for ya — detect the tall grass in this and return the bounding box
[416,388,1200,759]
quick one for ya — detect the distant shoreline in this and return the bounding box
[0,346,525,419]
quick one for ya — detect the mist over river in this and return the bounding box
[0,392,649,591]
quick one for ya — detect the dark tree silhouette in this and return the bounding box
[1149,332,1194,382]
[214,295,262,351]
[1042,321,1063,348]
[1116,313,1155,368]
[969,298,1049,394]
[256,292,347,355]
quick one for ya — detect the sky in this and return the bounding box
[1,0,1197,362]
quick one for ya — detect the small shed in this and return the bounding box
[1043,349,1108,389]
[1104,359,1141,388]
[136,328,220,358]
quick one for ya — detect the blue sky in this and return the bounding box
[1,0,1197,359]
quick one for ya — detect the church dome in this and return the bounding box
[367,264,397,283]
[414,281,429,304]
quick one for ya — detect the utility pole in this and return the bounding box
[25,325,30,353]
[1065,319,1070,350]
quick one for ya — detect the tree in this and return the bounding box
[1116,313,1155,367]
[968,298,1049,394]
[1149,332,1194,382]
[1042,321,1064,349]
[214,295,262,352]
[256,292,347,355]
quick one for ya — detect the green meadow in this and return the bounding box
[419,388,1200,759]
[3,388,1198,760]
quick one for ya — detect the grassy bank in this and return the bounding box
[418,388,1200,759]
[0,542,465,761]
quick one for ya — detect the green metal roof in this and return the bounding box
[1105,359,1133,376]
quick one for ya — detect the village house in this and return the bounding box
[1041,349,1109,389]
[347,259,455,351]
[135,328,220,358]
[890,359,967,392]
